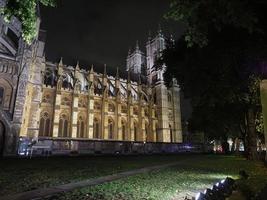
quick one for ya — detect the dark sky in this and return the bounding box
[40,0,184,73]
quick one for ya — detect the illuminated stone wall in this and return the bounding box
[260,80,267,161]
[0,11,183,156]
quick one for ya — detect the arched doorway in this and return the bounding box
[0,121,5,156]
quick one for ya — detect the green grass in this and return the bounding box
[0,154,191,196]
[52,155,267,200]
[1,155,267,199]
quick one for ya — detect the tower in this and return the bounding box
[0,1,45,155]
[126,41,145,74]
[146,26,165,84]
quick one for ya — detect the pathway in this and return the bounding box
[2,160,188,200]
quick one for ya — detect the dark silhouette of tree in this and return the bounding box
[1,0,55,44]
[162,0,267,160]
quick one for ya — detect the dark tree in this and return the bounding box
[163,0,267,160]
[0,0,55,44]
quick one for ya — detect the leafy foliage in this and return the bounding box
[163,0,267,159]
[0,0,55,44]
[165,0,259,47]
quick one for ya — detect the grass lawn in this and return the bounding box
[0,154,193,196]
[50,155,267,200]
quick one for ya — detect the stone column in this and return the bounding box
[71,92,79,138]
[52,89,61,137]
[116,102,121,140]
[87,91,94,139]
[171,78,182,143]
[155,82,170,142]
[128,103,133,141]
[102,97,108,139]
[87,67,94,139]
[139,106,145,142]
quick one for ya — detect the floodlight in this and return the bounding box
[195,192,205,200]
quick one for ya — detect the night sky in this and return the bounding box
[40,0,184,73]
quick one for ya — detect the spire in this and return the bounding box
[75,60,80,71]
[90,64,94,73]
[89,64,94,82]
[103,64,107,76]
[116,67,119,79]
[128,47,131,56]
[148,30,152,41]
[127,69,131,83]
[158,23,162,34]
[135,40,139,51]
[59,57,63,66]
[58,57,63,75]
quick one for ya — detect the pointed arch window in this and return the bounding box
[108,103,115,112]
[108,118,114,139]
[168,93,172,102]
[144,108,149,117]
[153,92,157,104]
[39,111,51,137]
[121,120,127,140]
[121,104,127,114]
[44,70,54,86]
[77,115,86,138]
[133,107,138,115]
[134,121,138,141]
[94,101,101,110]
[93,118,100,138]
[59,113,69,137]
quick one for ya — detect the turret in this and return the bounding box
[58,57,64,76]
[115,67,120,88]
[126,41,145,74]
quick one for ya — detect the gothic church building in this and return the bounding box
[0,10,182,155]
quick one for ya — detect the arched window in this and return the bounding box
[59,113,69,137]
[153,92,157,104]
[61,96,71,106]
[133,107,138,115]
[78,98,87,108]
[93,118,100,138]
[121,120,127,140]
[62,74,72,89]
[108,103,115,112]
[44,70,54,86]
[42,93,52,104]
[108,118,114,139]
[154,108,158,117]
[39,111,51,137]
[168,93,172,102]
[121,104,127,114]
[77,115,85,138]
[169,124,173,142]
[144,108,149,117]
[94,102,101,110]
[0,78,12,110]
[134,121,138,141]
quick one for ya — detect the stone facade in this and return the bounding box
[0,12,182,156]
